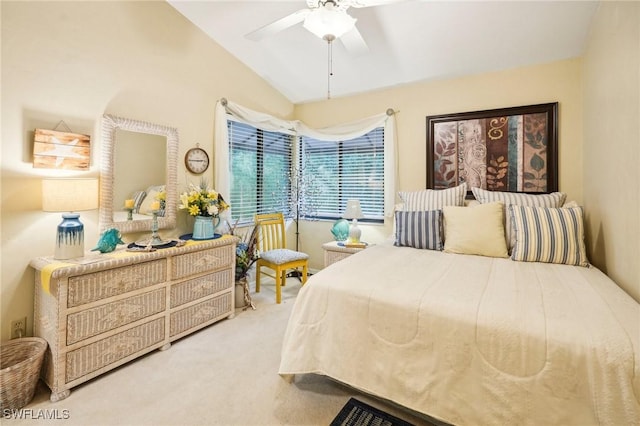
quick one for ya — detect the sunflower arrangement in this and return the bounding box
[179,179,229,217]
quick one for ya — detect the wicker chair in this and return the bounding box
[255,212,309,303]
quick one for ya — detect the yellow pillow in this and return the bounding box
[443,201,508,258]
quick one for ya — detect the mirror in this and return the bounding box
[99,114,178,234]
[113,129,166,213]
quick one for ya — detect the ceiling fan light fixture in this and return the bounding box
[303,3,357,39]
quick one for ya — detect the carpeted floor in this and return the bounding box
[10,277,440,426]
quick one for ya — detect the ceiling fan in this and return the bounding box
[245,0,405,56]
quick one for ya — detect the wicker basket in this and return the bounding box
[0,337,47,412]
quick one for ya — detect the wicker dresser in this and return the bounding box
[31,235,238,402]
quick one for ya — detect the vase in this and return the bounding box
[235,282,247,308]
[235,276,255,310]
[192,215,220,240]
[55,213,85,260]
[331,219,350,241]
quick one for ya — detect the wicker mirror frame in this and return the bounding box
[99,114,178,233]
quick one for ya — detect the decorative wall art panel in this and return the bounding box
[33,129,91,170]
[426,103,558,195]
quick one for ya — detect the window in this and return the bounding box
[228,119,293,224]
[300,128,384,222]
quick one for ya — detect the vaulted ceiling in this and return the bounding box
[168,0,599,104]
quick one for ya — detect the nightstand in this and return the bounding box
[322,241,367,268]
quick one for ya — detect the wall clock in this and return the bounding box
[184,145,210,174]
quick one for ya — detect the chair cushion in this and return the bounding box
[260,249,309,265]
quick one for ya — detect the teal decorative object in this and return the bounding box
[92,228,124,253]
[331,219,350,242]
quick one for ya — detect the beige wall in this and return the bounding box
[0,1,293,341]
[295,59,584,270]
[582,1,640,302]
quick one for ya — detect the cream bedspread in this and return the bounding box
[279,241,640,425]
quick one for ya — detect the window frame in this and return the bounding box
[227,117,294,225]
[299,127,385,224]
[227,118,386,225]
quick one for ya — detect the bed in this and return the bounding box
[278,186,640,425]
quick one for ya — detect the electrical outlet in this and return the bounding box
[11,317,27,339]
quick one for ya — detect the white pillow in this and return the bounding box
[399,182,467,211]
[471,187,567,252]
[471,187,566,208]
[443,201,508,258]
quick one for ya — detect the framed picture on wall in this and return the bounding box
[426,102,558,195]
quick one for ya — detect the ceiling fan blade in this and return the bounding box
[348,0,406,8]
[245,8,311,41]
[340,26,369,56]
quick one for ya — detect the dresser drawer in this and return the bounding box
[68,259,167,307]
[170,269,233,308]
[65,317,165,383]
[170,292,231,337]
[171,245,234,279]
[67,289,166,345]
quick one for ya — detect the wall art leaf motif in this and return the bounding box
[522,113,548,192]
[457,119,486,189]
[433,122,458,188]
[486,155,509,190]
[427,103,557,194]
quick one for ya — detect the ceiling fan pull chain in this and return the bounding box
[328,38,332,99]
[325,34,336,99]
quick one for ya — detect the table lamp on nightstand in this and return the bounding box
[42,178,99,260]
[343,199,364,244]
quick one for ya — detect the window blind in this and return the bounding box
[300,127,384,222]
[228,119,293,224]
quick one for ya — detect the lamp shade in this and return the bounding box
[343,199,364,219]
[42,178,99,212]
[303,6,356,39]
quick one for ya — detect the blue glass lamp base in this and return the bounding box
[54,213,84,260]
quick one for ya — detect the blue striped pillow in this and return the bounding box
[132,190,146,213]
[394,210,443,250]
[509,205,589,267]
